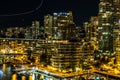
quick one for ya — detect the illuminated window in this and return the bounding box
[98,27,103,29]
[102,13,107,18]
[100,8,103,12]
[119,19,120,24]
[102,32,108,35]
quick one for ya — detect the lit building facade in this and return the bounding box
[44,14,53,39]
[53,11,74,39]
[84,17,98,56]
[85,16,98,41]
[51,40,82,72]
[98,0,114,53]
[6,27,13,38]
[98,0,120,64]
[0,38,38,63]
[61,23,78,40]
[112,0,120,63]
[30,21,40,39]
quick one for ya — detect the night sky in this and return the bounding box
[0,0,99,28]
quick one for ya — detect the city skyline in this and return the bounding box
[0,0,120,79]
[0,0,99,28]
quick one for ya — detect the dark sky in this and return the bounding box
[0,0,99,28]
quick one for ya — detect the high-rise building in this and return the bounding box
[98,0,114,53]
[53,11,74,39]
[84,16,99,54]
[98,0,120,64]
[30,21,40,39]
[112,0,120,63]
[35,21,40,39]
[51,40,82,72]
[6,27,13,38]
[24,27,31,39]
[48,11,81,72]
[62,23,79,40]
[85,16,98,41]
[44,14,53,39]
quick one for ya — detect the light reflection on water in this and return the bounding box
[0,64,34,80]
[11,74,17,80]
[29,75,33,80]
[21,76,26,80]
[2,64,6,73]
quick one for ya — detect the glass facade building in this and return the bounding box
[98,0,114,53]
[44,14,53,39]
[53,11,74,39]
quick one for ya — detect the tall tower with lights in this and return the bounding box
[31,21,40,39]
[98,0,120,63]
[44,14,53,39]
[98,0,114,53]
[53,11,74,39]
[112,0,120,63]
